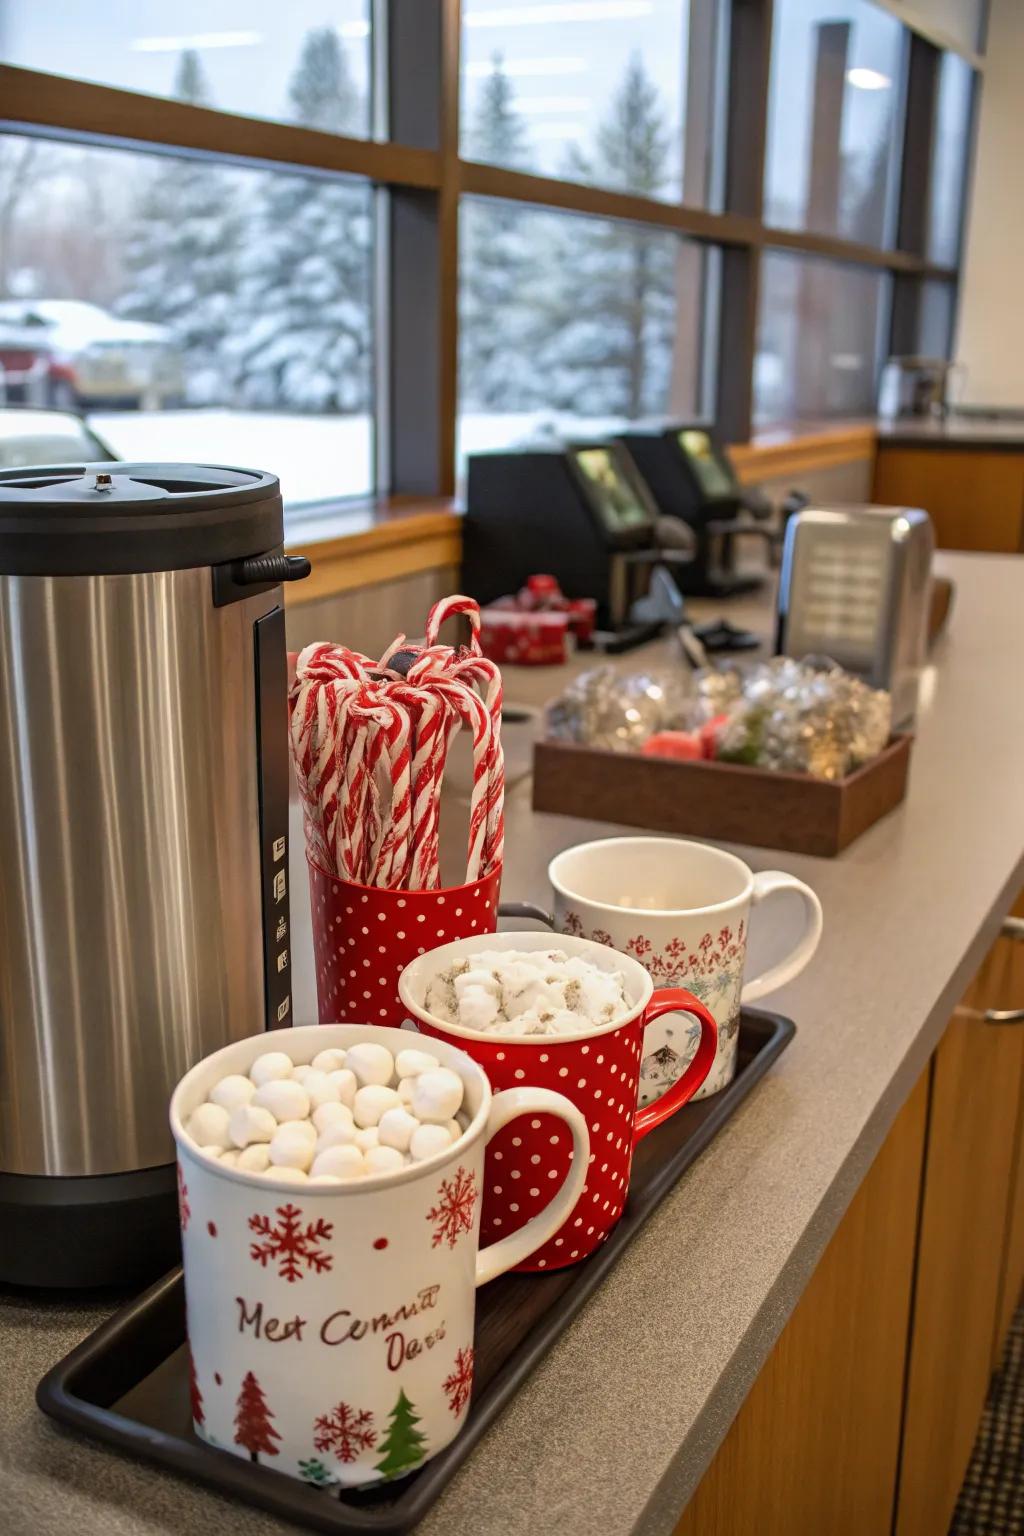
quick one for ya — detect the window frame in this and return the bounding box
[0,0,977,502]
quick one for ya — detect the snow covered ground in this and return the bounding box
[89,406,634,508]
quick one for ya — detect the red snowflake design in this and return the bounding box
[626,921,746,984]
[313,1401,376,1464]
[248,1203,334,1282]
[442,1345,475,1417]
[177,1163,191,1232]
[426,1166,478,1250]
[563,909,585,937]
[590,927,613,948]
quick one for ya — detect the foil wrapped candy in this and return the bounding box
[545,657,892,780]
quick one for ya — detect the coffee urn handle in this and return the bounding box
[212,553,310,607]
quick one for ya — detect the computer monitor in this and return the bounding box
[675,428,737,503]
[568,444,655,536]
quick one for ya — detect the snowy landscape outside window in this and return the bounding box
[0,24,375,509]
[459,0,724,208]
[0,0,373,140]
[457,198,716,474]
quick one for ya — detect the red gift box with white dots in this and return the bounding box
[415,1015,647,1271]
[308,856,502,1027]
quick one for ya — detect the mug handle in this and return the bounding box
[475,1087,590,1286]
[740,871,823,1006]
[633,988,718,1143]
[498,901,555,926]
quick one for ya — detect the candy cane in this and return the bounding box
[425,594,482,654]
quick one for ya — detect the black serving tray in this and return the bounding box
[38,1008,794,1535]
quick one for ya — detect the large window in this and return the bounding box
[0,132,375,505]
[0,0,983,502]
[764,0,905,247]
[457,198,715,467]
[926,51,975,267]
[0,2,374,139]
[459,0,724,207]
[755,252,887,424]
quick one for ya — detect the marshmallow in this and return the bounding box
[327,1069,358,1108]
[218,1149,240,1169]
[353,1084,402,1128]
[311,1144,364,1179]
[187,1103,231,1149]
[203,1146,223,1159]
[253,1079,310,1123]
[312,1048,348,1074]
[425,947,630,1036]
[208,1074,256,1112]
[395,1047,439,1079]
[316,1121,358,1151]
[300,1069,341,1109]
[262,1164,307,1184]
[409,1122,452,1161]
[353,1126,380,1151]
[378,1107,420,1152]
[364,1144,405,1176]
[236,1143,272,1173]
[278,1118,317,1145]
[397,1077,416,1106]
[445,1119,463,1144]
[313,1101,354,1134]
[269,1125,316,1172]
[411,1068,464,1124]
[345,1042,394,1087]
[229,1104,277,1149]
[292,1064,317,1085]
[249,1051,294,1086]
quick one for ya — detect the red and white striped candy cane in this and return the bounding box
[424,594,483,655]
[392,683,458,889]
[447,652,504,874]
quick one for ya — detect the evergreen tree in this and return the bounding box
[460,56,539,410]
[230,28,371,413]
[543,54,675,418]
[118,50,242,404]
[233,1371,281,1463]
[374,1389,427,1480]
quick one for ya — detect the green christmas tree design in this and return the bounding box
[374,1389,427,1481]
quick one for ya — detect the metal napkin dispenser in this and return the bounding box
[776,505,935,724]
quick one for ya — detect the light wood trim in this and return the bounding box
[730,424,876,485]
[673,1072,929,1536]
[763,223,955,279]
[287,511,460,604]
[0,65,441,188]
[895,986,1024,1536]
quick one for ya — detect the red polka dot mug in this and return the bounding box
[170,1024,589,1488]
[308,856,502,1027]
[398,932,718,1270]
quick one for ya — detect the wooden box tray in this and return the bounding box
[37,1009,794,1536]
[532,733,913,856]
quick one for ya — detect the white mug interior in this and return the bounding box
[397,929,654,1044]
[550,836,753,917]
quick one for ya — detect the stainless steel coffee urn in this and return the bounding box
[0,463,309,1285]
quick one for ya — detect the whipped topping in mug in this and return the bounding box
[423,948,630,1036]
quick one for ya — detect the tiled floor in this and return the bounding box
[952,1301,1024,1535]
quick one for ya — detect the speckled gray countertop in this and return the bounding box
[4,553,1024,1536]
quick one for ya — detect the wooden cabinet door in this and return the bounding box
[895,945,1024,1536]
[991,904,1024,1364]
[673,1074,929,1536]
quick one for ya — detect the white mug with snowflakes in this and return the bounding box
[549,837,822,1101]
[170,1023,589,1491]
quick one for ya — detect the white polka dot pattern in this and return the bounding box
[307,859,501,1026]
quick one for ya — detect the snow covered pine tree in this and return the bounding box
[230,27,372,414]
[119,50,242,406]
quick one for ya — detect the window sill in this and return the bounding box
[283,424,878,605]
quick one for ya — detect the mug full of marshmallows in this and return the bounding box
[170,1023,590,1488]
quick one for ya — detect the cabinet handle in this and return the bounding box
[1001,916,1024,942]
[985,1007,1024,1025]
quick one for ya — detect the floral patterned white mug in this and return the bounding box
[543,837,822,1101]
[170,1024,588,1491]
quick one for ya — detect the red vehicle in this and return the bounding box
[0,300,184,411]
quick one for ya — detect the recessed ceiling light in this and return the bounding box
[846,67,891,90]
[466,3,654,29]
[130,31,262,53]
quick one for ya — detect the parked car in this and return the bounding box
[0,406,117,469]
[0,300,184,411]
